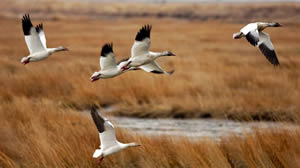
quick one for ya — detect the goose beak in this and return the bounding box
[275,23,283,27]
[22,58,30,65]
[121,61,132,71]
[90,76,100,82]
[63,47,69,51]
[167,51,176,56]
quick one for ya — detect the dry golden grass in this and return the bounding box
[1,2,300,167]
[0,98,300,168]
[0,6,300,167]
[0,16,299,121]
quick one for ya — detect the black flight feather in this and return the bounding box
[246,31,259,46]
[22,14,33,36]
[101,43,113,57]
[135,24,152,41]
[258,43,280,66]
[35,23,43,33]
[90,106,106,133]
[150,70,163,74]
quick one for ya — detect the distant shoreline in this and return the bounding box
[1,1,300,23]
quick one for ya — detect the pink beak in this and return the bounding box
[121,61,132,71]
[22,58,30,65]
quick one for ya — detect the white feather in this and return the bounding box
[240,23,258,35]
[131,38,151,58]
[24,27,46,54]
[100,52,117,71]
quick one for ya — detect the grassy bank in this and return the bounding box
[0,100,300,167]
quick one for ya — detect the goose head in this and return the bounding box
[259,22,283,30]
[21,57,31,65]
[166,51,176,56]
[90,72,102,82]
[233,32,244,39]
[270,22,282,27]
[127,142,141,147]
[56,46,69,52]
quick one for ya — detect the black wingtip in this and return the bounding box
[90,105,105,133]
[258,43,280,66]
[35,23,43,33]
[90,104,98,112]
[246,32,259,46]
[150,70,164,74]
[22,13,33,36]
[135,24,152,41]
[167,70,175,75]
[101,43,113,57]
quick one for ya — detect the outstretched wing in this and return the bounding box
[99,43,117,70]
[246,30,259,46]
[131,24,152,58]
[22,14,46,54]
[257,32,280,66]
[35,23,47,48]
[90,106,118,150]
[91,107,106,133]
[241,23,259,46]
[140,61,174,75]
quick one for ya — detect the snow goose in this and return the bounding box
[21,14,68,64]
[233,22,282,66]
[90,43,125,81]
[121,24,175,73]
[90,107,140,165]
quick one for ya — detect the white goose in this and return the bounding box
[233,22,282,66]
[90,43,125,81]
[121,24,175,74]
[90,107,140,165]
[90,43,174,81]
[21,14,68,64]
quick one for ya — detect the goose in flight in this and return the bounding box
[90,43,174,82]
[121,24,175,73]
[233,22,282,66]
[90,107,140,165]
[90,43,126,82]
[21,14,68,65]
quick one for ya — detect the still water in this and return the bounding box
[109,117,298,139]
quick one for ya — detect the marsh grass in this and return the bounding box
[0,98,300,168]
[0,6,300,167]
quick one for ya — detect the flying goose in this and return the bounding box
[233,22,282,66]
[121,24,175,73]
[90,43,125,81]
[21,14,68,64]
[90,107,140,165]
[91,43,174,81]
